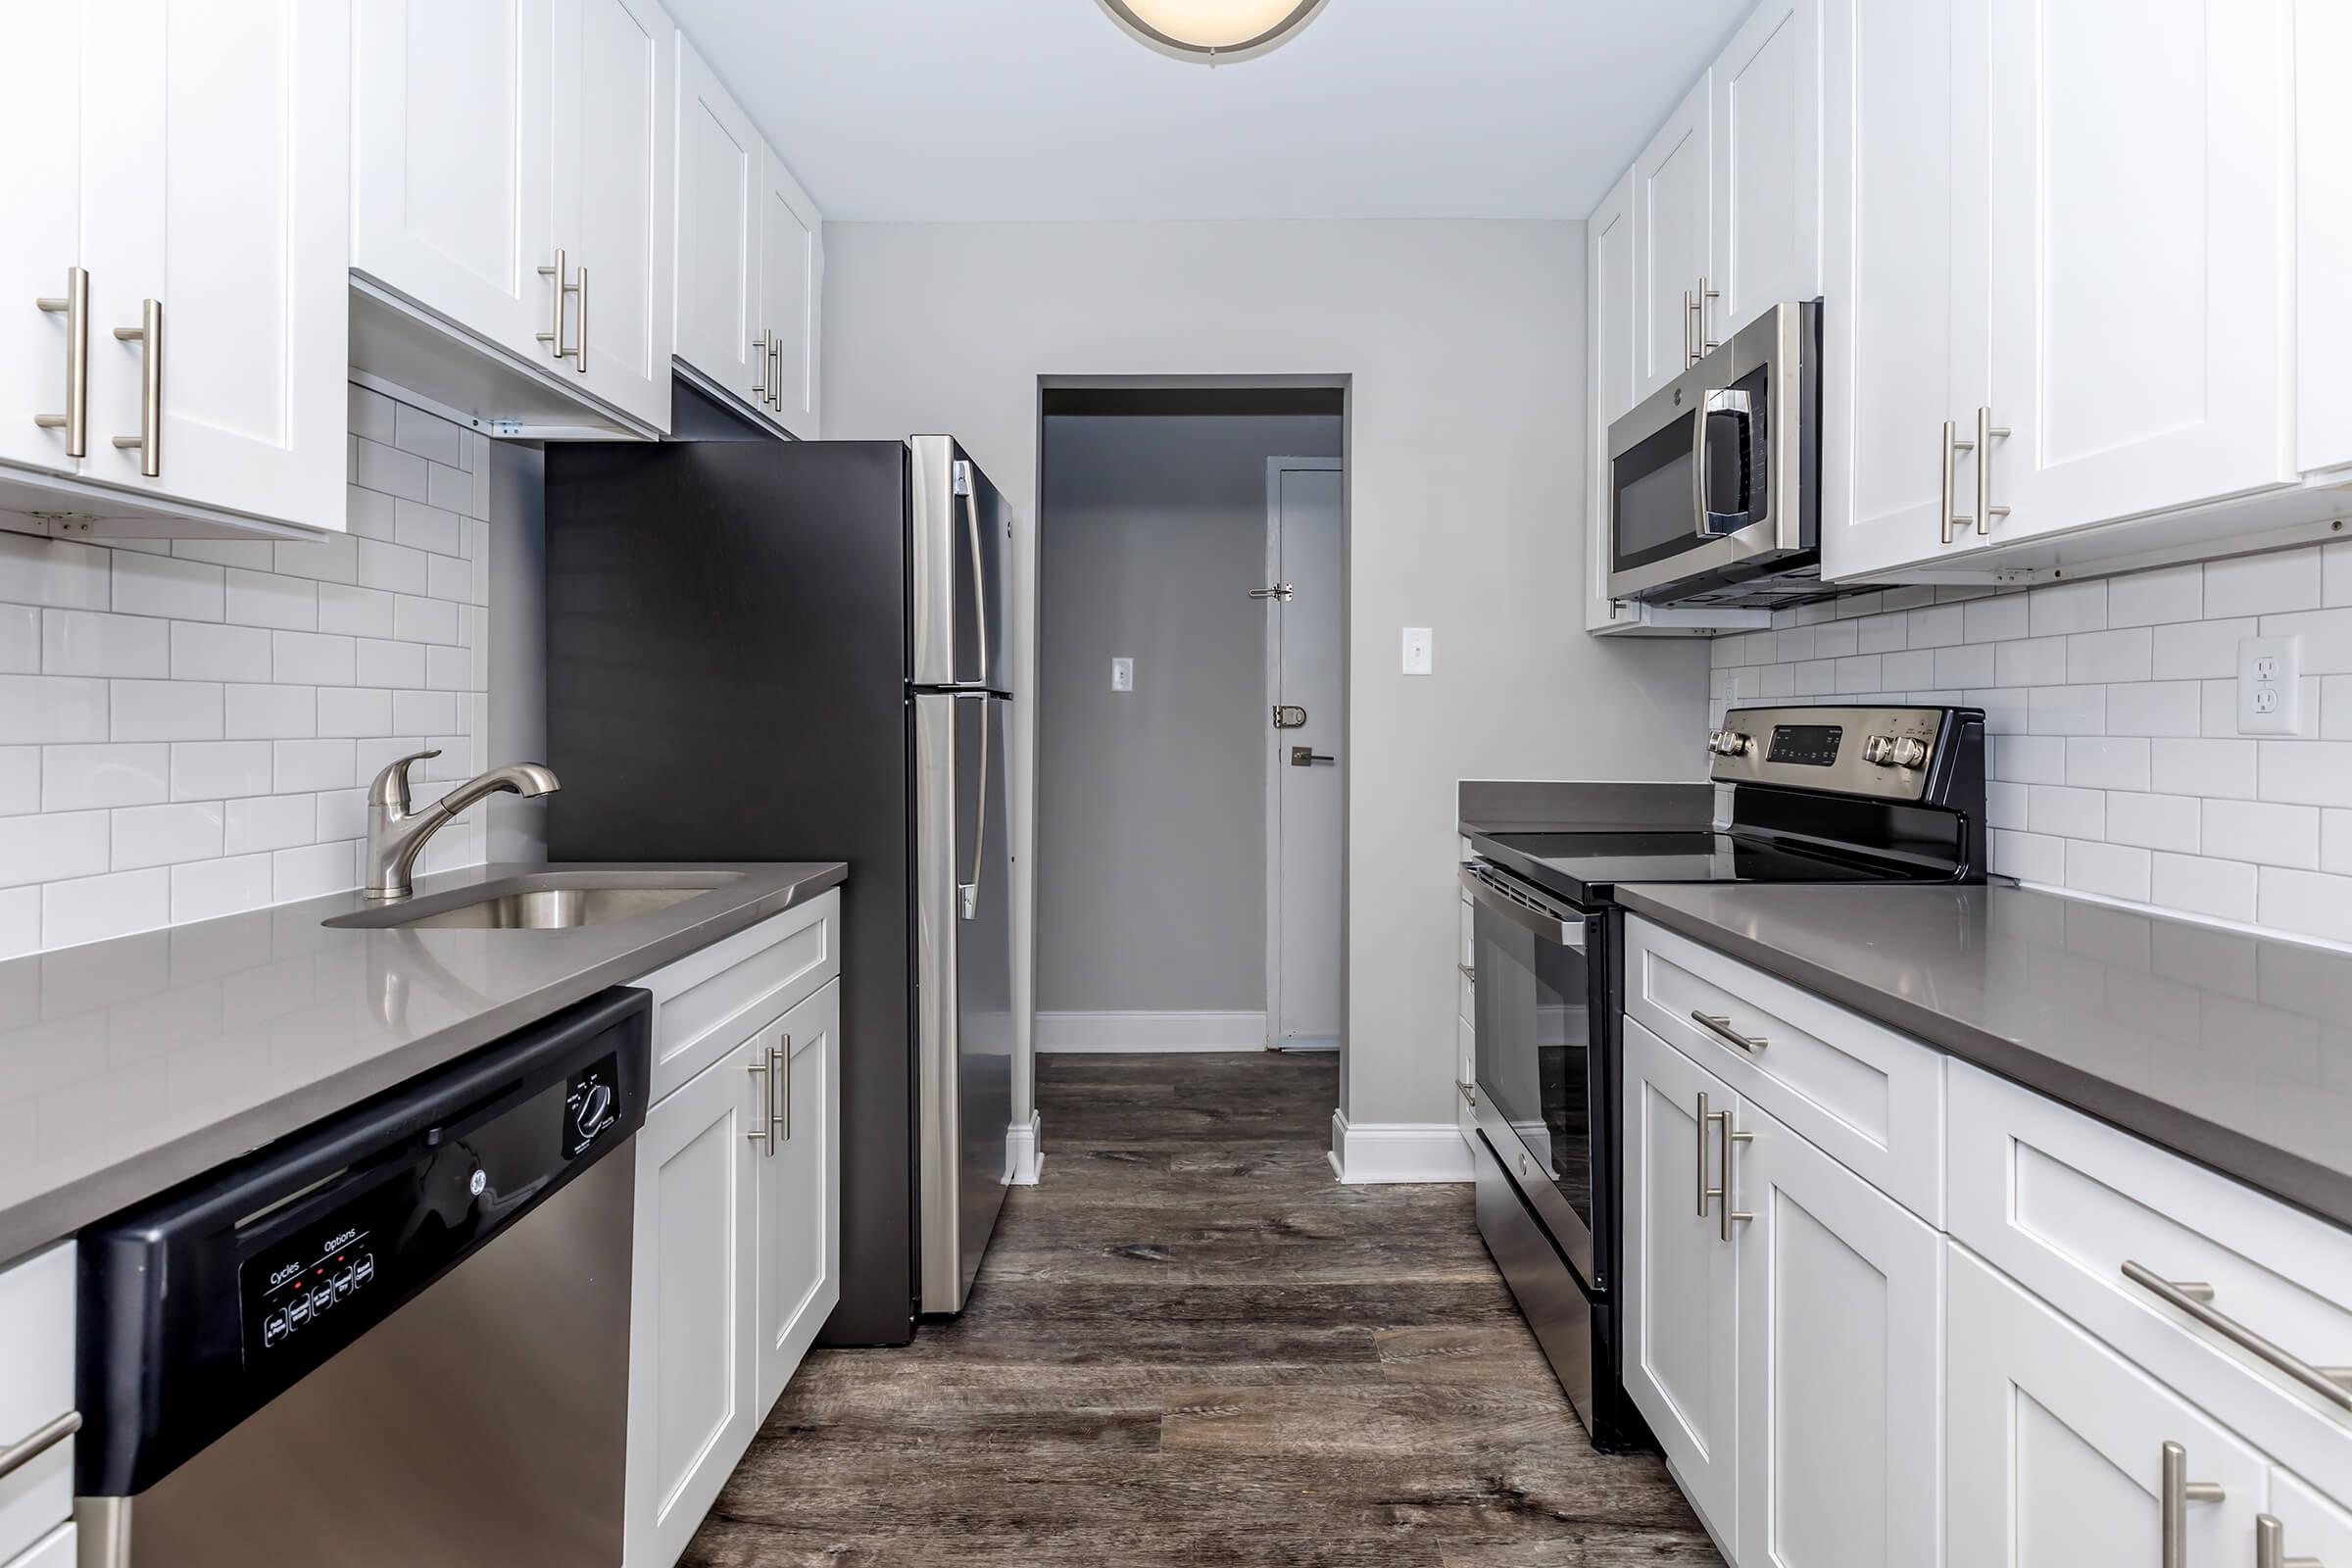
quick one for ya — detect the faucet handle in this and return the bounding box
[368,749,443,811]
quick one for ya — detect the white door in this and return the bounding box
[2300,0,2352,474]
[553,0,672,429]
[1735,1102,1942,1568]
[0,3,86,478]
[624,1041,760,1568]
[757,144,822,438]
[2268,1466,2352,1566]
[1634,76,1713,402]
[1264,457,1344,1051]
[1981,0,2294,548]
[1584,168,1639,634]
[672,34,762,412]
[86,0,348,528]
[352,0,556,362]
[755,979,841,1414]
[1819,0,1989,582]
[1947,1248,2268,1567]
[1622,1018,1740,1543]
[1709,0,1821,339]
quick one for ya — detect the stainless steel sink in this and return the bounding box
[324,870,743,931]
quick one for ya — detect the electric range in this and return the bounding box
[1461,704,1985,1450]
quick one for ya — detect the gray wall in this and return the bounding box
[1036,413,1344,1013]
[822,219,1712,1131]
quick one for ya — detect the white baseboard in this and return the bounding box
[1328,1108,1474,1184]
[1005,1110,1044,1186]
[1036,1009,1268,1054]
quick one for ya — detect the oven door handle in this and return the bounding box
[1459,865,1588,949]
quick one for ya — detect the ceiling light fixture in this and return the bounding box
[1096,0,1331,64]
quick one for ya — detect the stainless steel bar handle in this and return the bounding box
[1696,276,1721,354]
[1975,406,2011,536]
[2256,1514,2326,1568]
[33,265,89,457]
[573,264,588,373]
[1938,419,1961,546]
[1457,1079,1477,1106]
[1457,962,1476,983]
[535,250,572,359]
[1682,289,1694,366]
[2161,1441,2227,1568]
[776,1035,793,1143]
[750,330,770,400]
[746,1051,772,1150]
[0,1409,79,1484]
[1712,1105,1753,1242]
[958,690,988,921]
[1948,420,1980,537]
[768,334,783,411]
[1691,1010,1768,1054]
[1696,1091,1714,1218]
[111,298,161,477]
[2123,1260,2352,1413]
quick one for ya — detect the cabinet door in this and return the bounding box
[1622,1018,1740,1543]
[624,1039,760,1568]
[1585,168,1638,633]
[553,0,673,430]
[1948,1248,2268,1567]
[352,0,556,362]
[1819,0,1989,582]
[2268,1467,2352,1566]
[2300,0,2352,474]
[1633,77,1713,403]
[757,144,823,439]
[672,34,763,412]
[0,3,85,478]
[1982,0,2294,545]
[1735,1104,1941,1568]
[755,979,841,1413]
[1709,0,1821,339]
[84,0,348,529]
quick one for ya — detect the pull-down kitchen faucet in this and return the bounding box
[364,750,561,900]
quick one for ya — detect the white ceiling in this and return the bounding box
[662,0,1757,222]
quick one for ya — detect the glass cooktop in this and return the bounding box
[1476,829,1934,906]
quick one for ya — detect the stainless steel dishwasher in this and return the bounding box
[73,987,651,1568]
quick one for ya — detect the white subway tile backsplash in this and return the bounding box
[1989,828,2066,883]
[2028,685,2105,735]
[2152,616,2259,680]
[2259,866,2352,945]
[1883,649,1936,689]
[2107,792,2201,854]
[2066,627,2153,685]
[2263,607,2352,675]
[2152,853,2259,922]
[2204,548,2323,618]
[2324,810,2352,875]
[1932,644,1995,688]
[2258,740,2352,808]
[1812,620,1860,659]
[2030,579,2108,636]
[1835,655,1882,693]
[2065,737,2149,791]
[1990,733,2068,785]
[2106,681,2203,737]
[1907,604,1964,648]
[1996,637,2068,687]
[426,643,472,692]
[2066,840,2151,903]
[2203,799,2321,869]
[2029,784,2106,840]
[1858,612,1907,654]
[2328,542,2352,609]
[0,382,495,952]
[2151,738,2257,799]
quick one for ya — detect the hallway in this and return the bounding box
[684,1053,1718,1566]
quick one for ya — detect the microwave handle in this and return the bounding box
[1694,386,1756,538]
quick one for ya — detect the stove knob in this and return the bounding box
[1707,729,1752,758]
[1863,734,1929,769]
[1861,734,1895,765]
[575,1081,614,1142]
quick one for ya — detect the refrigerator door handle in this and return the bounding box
[957,690,988,920]
[956,461,989,691]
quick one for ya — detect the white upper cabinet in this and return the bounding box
[1585,169,1639,634]
[1819,0,1988,582]
[672,34,763,412]
[1633,77,1714,404]
[551,0,674,430]
[2297,0,2351,475]
[758,146,823,440]
[1709,0,1822,338]
[1980,0,2294,547]
[353,0,557,361]
[0,0,347,534]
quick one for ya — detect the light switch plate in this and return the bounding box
[1401,627,1433,676]
[1110,657,1134,693]
[2235,634,2301,735]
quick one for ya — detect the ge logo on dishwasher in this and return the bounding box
[468,1169,487,1197]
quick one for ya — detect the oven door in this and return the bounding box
[1462,860,1600,1287]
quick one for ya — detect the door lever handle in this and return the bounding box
[1290,748,1335,766]
[1249,583,1296,602]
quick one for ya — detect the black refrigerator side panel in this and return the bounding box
[543,439,922,1346]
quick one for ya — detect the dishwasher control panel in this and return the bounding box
[242,1191,395,1354]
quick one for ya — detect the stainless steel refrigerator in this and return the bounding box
[542,434,1013,1344]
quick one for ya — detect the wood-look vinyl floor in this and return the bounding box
[683,1052,1721,1567]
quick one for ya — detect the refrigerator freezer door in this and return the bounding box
[908,435,1009,690]
[913,691,1013,1313]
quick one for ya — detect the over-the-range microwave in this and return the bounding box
[1606,299,1824,610]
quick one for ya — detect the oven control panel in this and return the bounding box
[1708,705,1961,803]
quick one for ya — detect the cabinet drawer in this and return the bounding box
[1625,916,1944,1224]
[1950,1060,2352,1506]
[1460,895,1476,971]
[0,1245,74,1566]
[1457,960,1475,1028]
[638,891,839,1103]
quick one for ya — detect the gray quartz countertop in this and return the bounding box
[0,860,845,1265]
[1616,882,2352,1228]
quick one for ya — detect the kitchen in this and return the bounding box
[0,0,2347,1564]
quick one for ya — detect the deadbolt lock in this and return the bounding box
[1272,705,1307,729]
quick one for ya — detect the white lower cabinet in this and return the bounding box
[1623,1016,1941,1565]
[624,951,841,1568]
[2,1525,74,1568]
[2269,1466,2352,1565]
[0,1243,75,1568]
[1948,1247,2268,1566]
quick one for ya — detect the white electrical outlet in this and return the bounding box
[1401,627,1434,676]
[1110,657,1134,692]
[2236,635,2302,735]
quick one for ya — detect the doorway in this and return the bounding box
[1032,386,1346,1061]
